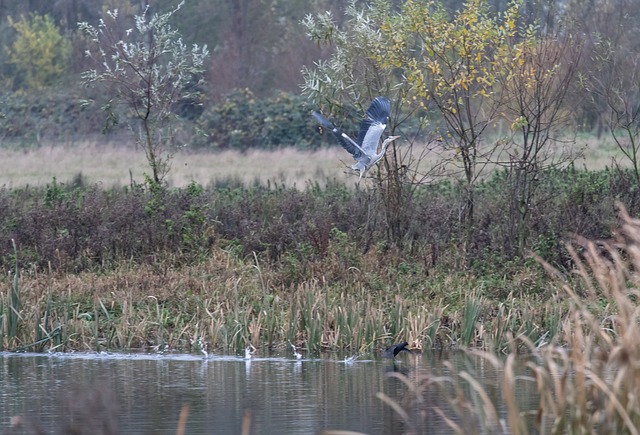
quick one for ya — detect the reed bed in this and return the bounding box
[377,204,640,434]
[0,240,555,356]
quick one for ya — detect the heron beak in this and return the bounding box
[388,135,400,141]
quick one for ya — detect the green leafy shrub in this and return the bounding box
[6,14,71,89]
[195,89,326,150]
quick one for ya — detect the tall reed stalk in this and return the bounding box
[461,294,481,347]
[299,283,323,352]
[4,239,21,350]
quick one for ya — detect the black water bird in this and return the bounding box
[383,341,411,358]
[312,96,400,180]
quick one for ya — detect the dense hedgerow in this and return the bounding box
[194,89,328,150]
[0,167,636,284]
[0,88,331,150]
[0,89,108,145]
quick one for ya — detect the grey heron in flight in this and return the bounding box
[313,97,400,180]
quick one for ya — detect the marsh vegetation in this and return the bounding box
[0,153,636,355]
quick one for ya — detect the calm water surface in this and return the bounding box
[0,350,534,434]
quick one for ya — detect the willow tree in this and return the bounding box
[304,0,580,258]
[79,2,209,185]
[303,1,532,241]
[379,0,526,228]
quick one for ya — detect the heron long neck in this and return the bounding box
[376,138,394,159]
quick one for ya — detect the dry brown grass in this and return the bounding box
[0,143,354,188]
[1,246,454,353]
[0,134,628,188]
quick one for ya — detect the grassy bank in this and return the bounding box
[0,247,560,354]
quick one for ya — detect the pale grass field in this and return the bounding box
[0,144,356,188]
[0,135,629,189]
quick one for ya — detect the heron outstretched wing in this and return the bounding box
[312,111,364,158]
[356,97,390,157]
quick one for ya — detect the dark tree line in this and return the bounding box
[0,0,639,134]
[0,0,328,96]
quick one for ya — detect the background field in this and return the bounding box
[0,143,350,188]
[0,135,626,189]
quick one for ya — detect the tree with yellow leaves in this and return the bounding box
[382,0,524,227]
[6,14,71,89]
[304,0,525,230]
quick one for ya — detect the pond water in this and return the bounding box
[0,350,535,434]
